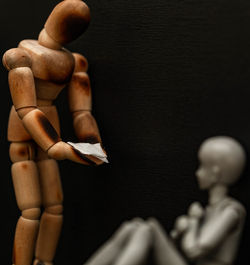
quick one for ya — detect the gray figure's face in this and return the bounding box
[196,149,219,190]
[196,137,246,189]
[196,164,215,190]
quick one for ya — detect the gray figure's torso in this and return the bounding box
[196,197,245,265]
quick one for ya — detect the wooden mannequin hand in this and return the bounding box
[48,141,104,165]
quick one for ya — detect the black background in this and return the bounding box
[1,0,250,264]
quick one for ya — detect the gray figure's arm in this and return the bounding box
[181,206,239,260]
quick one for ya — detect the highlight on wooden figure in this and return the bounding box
[83,136,246,265]
[3,1,108,264]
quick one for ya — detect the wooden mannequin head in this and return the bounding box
[38,0,90,49]
[196,136,246,190]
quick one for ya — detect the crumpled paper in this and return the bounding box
[67,142,109,163]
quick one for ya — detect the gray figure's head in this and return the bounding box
[196,136,246,190]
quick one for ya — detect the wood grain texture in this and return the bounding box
[9,141,36,162]
[13,217,39,265]
[18,40,75,84]
[37,159,63,207]
[22,109,61,151]
[2,48,32,71]
[8,105,60,142]
[34,212,63,262]
[8,67,36,110]
[73,53,88,72]
[68,72,92,112]
[73,111,101,143]
[12,160,41,211]
[1,0,250,265]
[44,0,90,44]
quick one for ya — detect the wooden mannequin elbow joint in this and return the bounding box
[17,106,37,120]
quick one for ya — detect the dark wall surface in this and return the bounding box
[1,0,250,264]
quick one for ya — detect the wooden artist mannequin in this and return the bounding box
[83,137,246,265]
[3,1,107,265]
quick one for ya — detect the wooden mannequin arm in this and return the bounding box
[68,53,102,144]
[3,48,91,165]
[181,207,239,260]
[3,48,61,151]
[3,48,102,165]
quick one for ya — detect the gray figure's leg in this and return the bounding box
[148,218,188,265]
[84,218,142,265]
[113,222,152,265]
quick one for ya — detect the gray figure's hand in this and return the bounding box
[188,202,204,219]
[171,215,189,239]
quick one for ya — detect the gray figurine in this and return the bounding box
[83,136,246,265]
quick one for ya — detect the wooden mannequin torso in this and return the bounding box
[19,39,75,103]
[6,40,94,146]
[6,41,76,142]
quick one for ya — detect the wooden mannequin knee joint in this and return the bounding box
[9,142,36,163]
[45,205,63,215]
[22,208,41,220]
[11,161,42,211]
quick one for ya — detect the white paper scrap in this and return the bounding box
[67,142,109,163]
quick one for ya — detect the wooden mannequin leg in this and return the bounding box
[10,141,42,265]
[33,151,63,265]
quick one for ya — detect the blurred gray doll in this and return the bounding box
[83,136,246,265]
